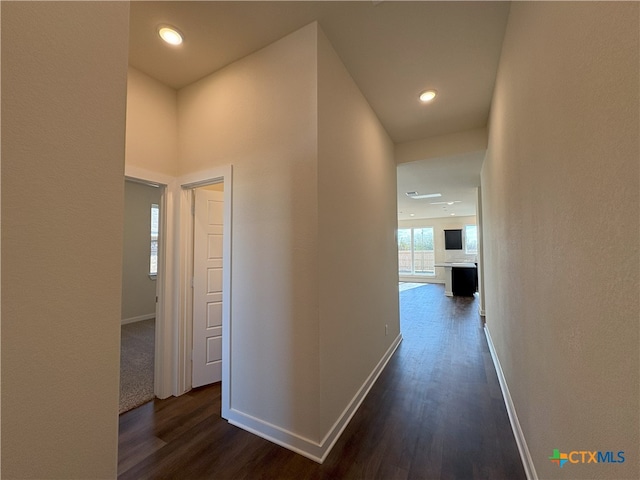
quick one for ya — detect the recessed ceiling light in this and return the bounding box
[419,90,437,103]
[450,213,456,216]
[409,213,415,217]
[158,26,183,46]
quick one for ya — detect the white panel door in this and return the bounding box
[192,188,224,388]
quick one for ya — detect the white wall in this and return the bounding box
[122,181,163,322]
[176,22,401,459]
[1,2,129,477]
[178,23,322,442]
[317,28,400,436]
[395,127,487,165]
[482,2,638,479]
[398,216,477,283]
[126,66,178,177]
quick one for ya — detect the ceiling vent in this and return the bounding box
[406,192,442,199]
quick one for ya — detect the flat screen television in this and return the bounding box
[444,229,463,250]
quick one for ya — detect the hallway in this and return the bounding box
[119,284,525,479]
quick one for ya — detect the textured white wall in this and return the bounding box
[178,23,321,441]
[395,127,487,165]
[1,2,129,477]
[482,2,639,478]
[126,66,178,177]
[317,28,400,434]
[176,23,402,456]
[122,181,163,322]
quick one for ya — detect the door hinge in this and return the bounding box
[191,277,194,288]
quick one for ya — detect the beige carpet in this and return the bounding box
[119,319,155,414]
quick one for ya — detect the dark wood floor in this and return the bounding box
[118,284,525,479]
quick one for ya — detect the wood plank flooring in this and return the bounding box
[118,284,525,479]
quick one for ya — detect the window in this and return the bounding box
[150,203,159,277]
[465,225,478,255]
[398,229,412,275]
[398,227,435,276]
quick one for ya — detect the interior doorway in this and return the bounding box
[191,182,225,388]
[176,166,232,419]
[120,179,165,413]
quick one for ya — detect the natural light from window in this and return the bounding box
[150,203,159,277]
[465,224,478,255]
[398,227,435,276]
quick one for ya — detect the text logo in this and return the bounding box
[549,449,569,467]
[549,449,625,468]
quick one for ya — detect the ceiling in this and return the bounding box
[128,1,511,219]
[397,151,484,220]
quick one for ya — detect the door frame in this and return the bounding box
[175,165,232,418]
[124,164,233,414]
[124,166,174,399]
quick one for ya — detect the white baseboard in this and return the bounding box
[121,313,156,325]
[227,409,325,463]
[484,325,537,480]
[227,333,403,463]
[317,332,402,462]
